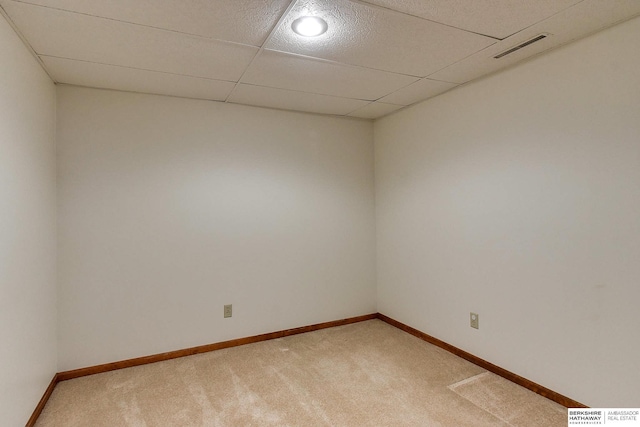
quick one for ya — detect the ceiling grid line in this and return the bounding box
[223,0,301,103]
[9,0,264,49]
[0,2,54,81]
[37,54,240,83]
[2,0,639,119]
[349,0,503,40]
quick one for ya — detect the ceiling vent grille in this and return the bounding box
[494,34,548,59]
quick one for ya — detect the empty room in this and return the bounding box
[2,0,639,426]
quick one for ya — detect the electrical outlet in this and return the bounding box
[224,304,232,318]
[470,312,479,329]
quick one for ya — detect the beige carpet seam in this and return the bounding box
[447,371,490,390]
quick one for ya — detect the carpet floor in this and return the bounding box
[35,319,566,426]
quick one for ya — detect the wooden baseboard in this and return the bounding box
[376,313,587,408]
[26,373,59,427]
[29,311,585,425]
[57,313,377,382]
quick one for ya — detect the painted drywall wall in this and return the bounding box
[375,16,640,407]
[0,13,57,426]
[56,86,376,371]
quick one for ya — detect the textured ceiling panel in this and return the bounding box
[2,0,291,46]
[429,0,640,84]
[228,84,369,116]
[2,1,258,81]
[266,0,496,77]
[242,50,418,101]
[361,0,582,39]
[379,78,459,106]
[3,0,639,119]
[41,56,236,101]
[348,102,403,119]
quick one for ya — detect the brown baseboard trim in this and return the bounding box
[26,373,59,427]
[32,311,583,425]
[376,313,587,408]
[57,313,377,382]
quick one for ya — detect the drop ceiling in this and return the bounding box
[2,0,639,119]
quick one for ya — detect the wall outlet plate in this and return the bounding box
[224,304,232,318]
[470,312,479,329]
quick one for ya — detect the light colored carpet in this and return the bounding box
[449,372,566,426]
[35,320,566,426]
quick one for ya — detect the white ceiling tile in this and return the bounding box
[379,78,459,106]
[242,50,418,101]
[228,84,369,116]
[361,0,582,39]
[429,0,640,84]
[266,0,495,77]
[41,56,235,101]
[3,0,639,116]
[348,102,403,119]
[5,0,290,46]
[2,1,258,81]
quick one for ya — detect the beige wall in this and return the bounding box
[0,13,57,426]
[4,7,640,417]
[56,86,376,371]
[375,15,640,407]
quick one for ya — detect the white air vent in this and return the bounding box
[494,34,549,59]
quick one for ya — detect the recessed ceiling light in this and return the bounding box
[291,16,328,37]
